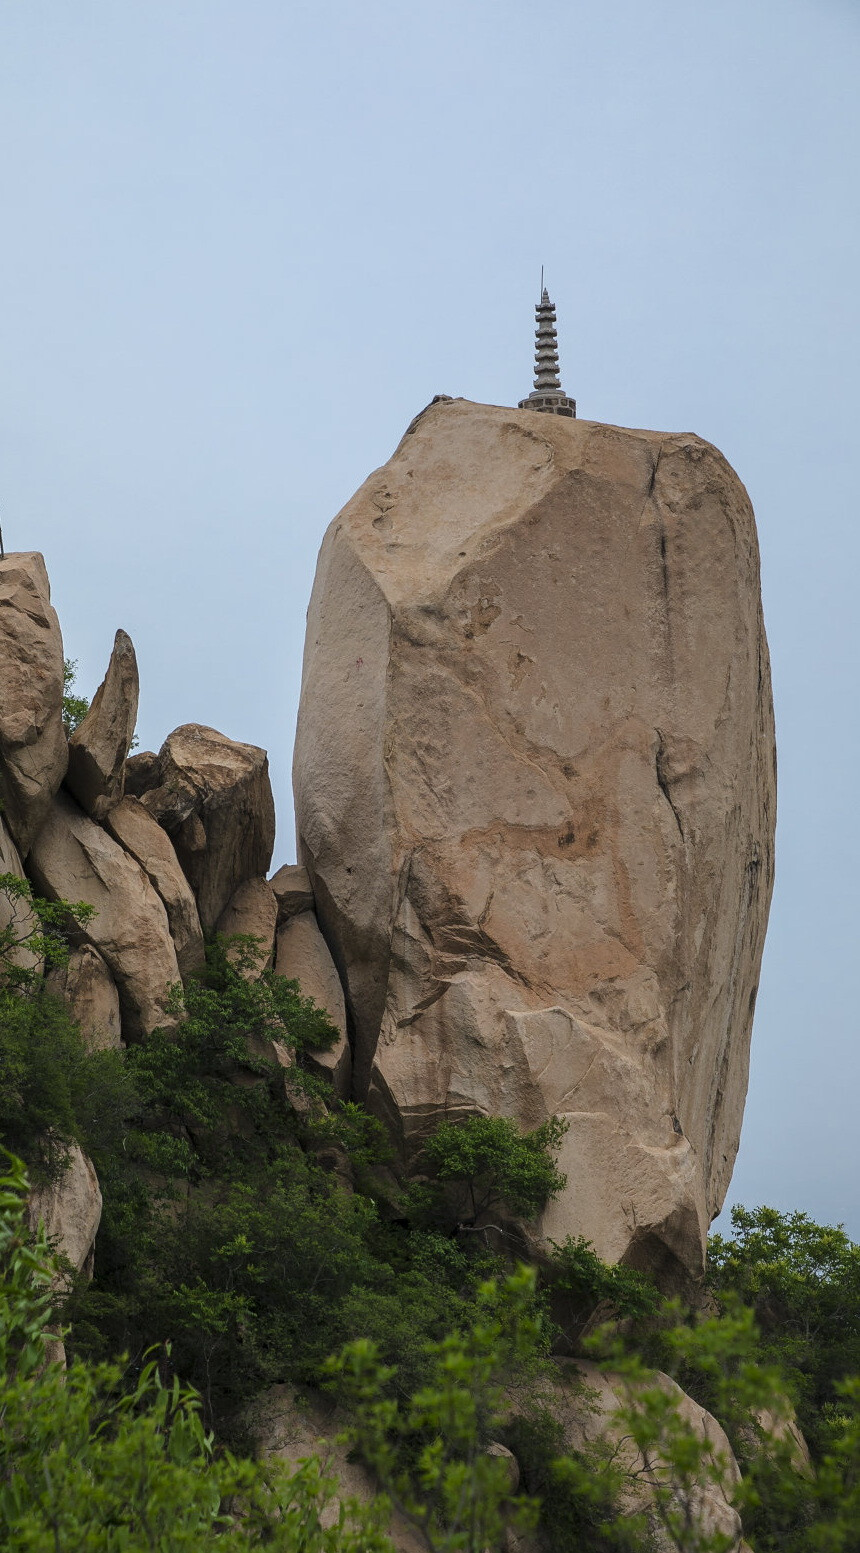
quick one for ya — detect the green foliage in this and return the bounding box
[409,1113,568,1230]
[70,943,537,1442]
[708,1205,860,1454]
[549,1235,661,1324]
[502,1405,648,1551]
[62,656,91,736]
[0,981,133,1184]
[0,1152,393,1552]
[0,873,129,1185]
[0,870,95,990]
[327,1265,544,1553]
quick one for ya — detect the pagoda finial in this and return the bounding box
[518,276,576,419]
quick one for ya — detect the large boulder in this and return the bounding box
[28,1144,103,1277]
[275,912,352,1098]
[139,725,276,932]
[269,862,315,921]
[66,628,139,819]
[559,1360,751,1552]
[0,552,67,852]
[29,791,181,1039]
[293,399,776,1284]
[46,944,123,1050]
[105,796,205,980]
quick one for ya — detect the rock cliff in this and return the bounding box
[293,398,776,1284]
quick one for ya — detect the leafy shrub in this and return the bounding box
[708,1205,860,1454]
[502,1406,648,1552]
[407,1113,568,1230]
[548,1235,660,1324]
[0,1152,392,1552]
[61,657,90,736]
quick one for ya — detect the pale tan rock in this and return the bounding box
[29,791,181,1039]
[28,1144,102,1276]
[560,1360,751,1552]
[269,862,315,921]
[124,748,159,797]
[293,399,776,1283]
[251,1385,426,1553]
[66,629,139,819]
[46,944,122,1050]
[0,552,67,852]
[0,813,42,978]
[141,724,276,932]
[275,911,352,1098]
[105,796,205,980]
[216,876,278,973]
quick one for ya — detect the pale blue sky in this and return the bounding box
[2,0,858,1234]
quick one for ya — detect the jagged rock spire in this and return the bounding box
[518,281,576,418]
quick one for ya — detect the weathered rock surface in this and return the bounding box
[0,553,67,852]
[124,748,159,797]
[106,796,205,980]
[216,876,278,972]
[28,1144,103,1276]
[140,725,276,932]
[269,862,315,922]
[46,943,122,1050]
[0,814,43,978]
[29,791,181,1039]
[251,1386,427,1553]
[293,398,776,1282]
[66,629,139,820]
[560,1360,751,1551]
[275,911,352,1097]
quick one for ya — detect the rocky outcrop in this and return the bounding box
[46,944,123,1050]
[0,814,43,978]
[66,629,139,820]
[216,876,278,972]
[28,1144,103,1277]
[137,725,276,931]
[275,912,352,1097]
[561,1360,751,1552]
[0,553,67,852]
[270,862,315,921]
[29,791,181,1039]
[293,399,776,1283]
[106,796,205,980]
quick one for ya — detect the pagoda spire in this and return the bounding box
[518,278,576,418]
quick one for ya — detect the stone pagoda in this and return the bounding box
[518,283,576,418]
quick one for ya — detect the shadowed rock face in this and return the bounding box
[0,553,67,853]
[293,399,776,1284]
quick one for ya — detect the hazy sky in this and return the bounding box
[2,0,858,1235]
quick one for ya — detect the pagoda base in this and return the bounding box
[517,394,576,418]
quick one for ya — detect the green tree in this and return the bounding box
[0,1151,393,1552]
[327,1265,545,1553]
[409,1114,568,1231]
[708,1206,860,1453]
[61,657,90,735]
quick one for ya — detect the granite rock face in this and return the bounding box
[140,725,276,932]
[28,1144,103,1277]
[46,944,123,1050]
[0,814,43,979]
[0,553,68,852]
[216,876,279,973]
[293,398,776,1283]
[106,796,205,981]
[275,911,352,1098]
[66,628,139,820]
[29,791,181,1040]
